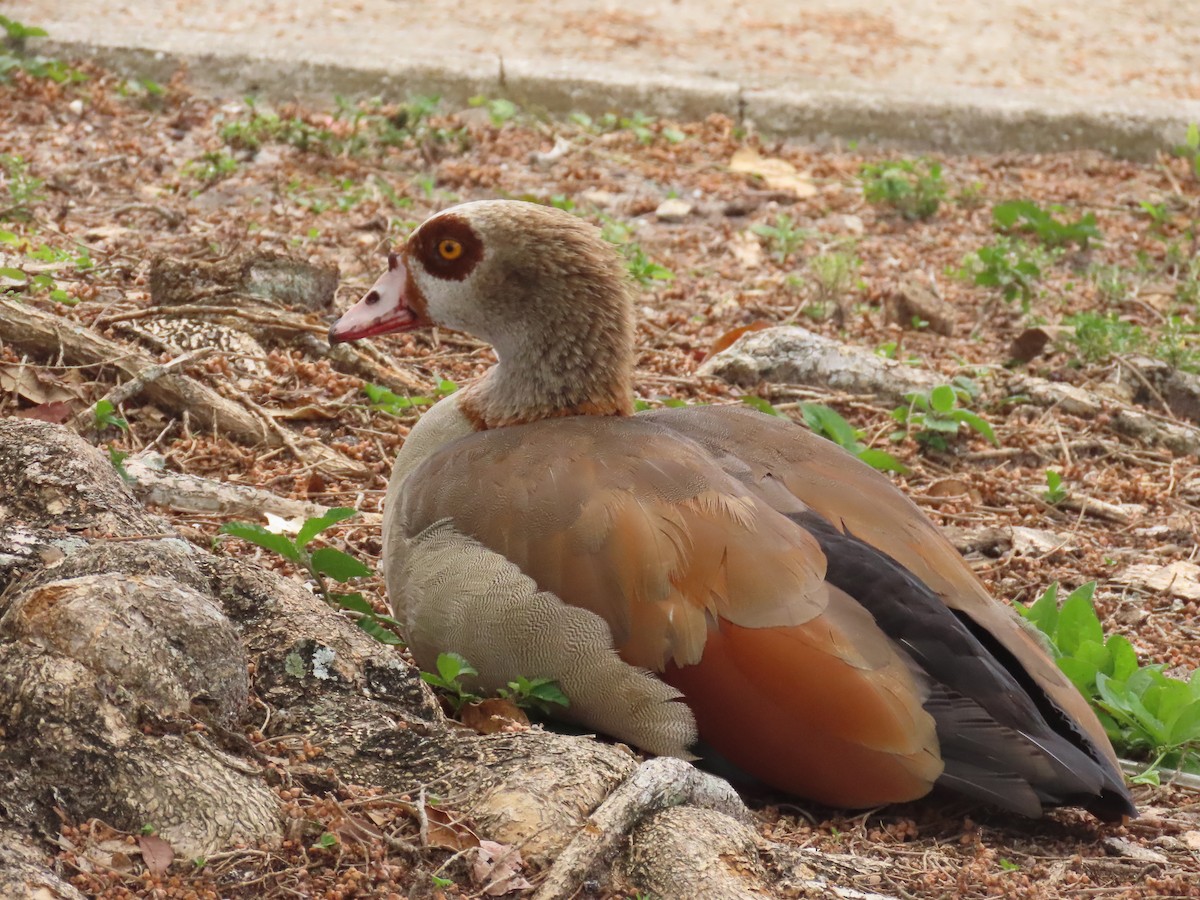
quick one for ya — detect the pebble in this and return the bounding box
[655,198,693,223]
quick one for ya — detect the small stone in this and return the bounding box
[655,198,693,223]
[580,190,618,208]
[884,277,957,336]
[68,99,84,116]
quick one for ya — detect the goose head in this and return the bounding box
[329,200,636,426]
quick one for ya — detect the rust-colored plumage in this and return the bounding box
[329,200,1136,820]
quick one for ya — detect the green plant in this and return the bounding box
[468,95,518,126]
[1173,123,1200,181]
[311,833,338,850]
[92,398,128,432]
[1063,311,1145,363]
[1043,470,1068,505]
[959,237,1046,310]
[1139,200,1170,233]
[1017,582,1200,782]
[220,509,402,645]
[420,652,481,711]
[859,158,945,220]
[599,216,674,284]
[752,214,808,263]
[363,379,457,414]
[891,381,998,451]
[497,676,570,716]
[808,251,860,306]
[800,403,907,474]
[1089,263,1131,306]
[0,16,84,84]
[992,200,1102,249]
[107,446,132,482]
[0,154,44,221]
[183,150,238,185]
[571,111,684,145]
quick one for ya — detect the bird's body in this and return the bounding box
[329,199,1135,820]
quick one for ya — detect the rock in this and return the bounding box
[150,251,338,311]
[1009,325,1074,362]
[700,325,940,403]
[884,277,957,336]
[655,197,693,222]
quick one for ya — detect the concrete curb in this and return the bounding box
[43,34,1200,160]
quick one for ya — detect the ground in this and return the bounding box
[1,56,1199,899]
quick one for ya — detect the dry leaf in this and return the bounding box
[729,148,817,198]
[704,321,772,360]
[0,363,85,406]
[397,801,480,851]
[472,840,533,896]
[137,833,175,876]
[15,401,75,423]
[1183,830,1200,850]
[1111,562,1200,602]
[729,230,764,267]
[460,698,529,735]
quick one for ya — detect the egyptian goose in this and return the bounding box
[329,200,1135,820]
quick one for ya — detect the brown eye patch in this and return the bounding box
[414,214,483,281]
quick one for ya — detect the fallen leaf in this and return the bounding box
[729,148,817,198]
[397,801,480,852]
[0,364,85,406]
[460,698,529,735]
[704,321,772,360]
[15,401,75,423]
[729,230,764,267]
[137,833,175,876]
[1183,830,1200,851]
[472,840,533,896]
[1111,562,1200,602]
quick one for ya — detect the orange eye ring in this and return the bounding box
[438,239,463,260]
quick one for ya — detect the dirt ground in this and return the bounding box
[9,0,1200,104]
[2,55,1200,898]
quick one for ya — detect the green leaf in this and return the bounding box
[856,447,909,474]
[741,395,782,416]
[295,507,358,549]
[1057,584,1103,654]
[1167,699,1200,746]
[952,410,998,445]
[800,403,860,450]
[309,546,372,581]
[331,592,374,615]
[1107,634,1139,681]
[436,651,477,684]
[1017,582,1060,639]
[930,384,957,413]
[356,617,404,645]
[1057,656,1100,695]
[0,266,25,281]
[312,833,338,850]
[219,522,300,561]
[525,678,569,708]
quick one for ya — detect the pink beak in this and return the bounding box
[328,252,422,344]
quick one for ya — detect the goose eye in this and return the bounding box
[438,239,463,261]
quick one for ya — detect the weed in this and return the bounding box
[891,380,998,451]
[1064,311,1145,364]
[107,446,132,482]
[0,154,44,221]
[220,509,402,645]
[420,652,480,711]
[599,215,674,284]
[1089,263,1131,306]
[1018,582,1200,781]
[955,181,987,210]
[1043,470,1068,505]
[570,111,684,144]
[752,214,808,263]
[496,676,570,716]
[859,158,945,220]
[808,251,860,307]
[992,200,1101,249]
[1156,316,1200,373]
[468,95,519,126]
[1139,200,1171,233]
[183,150,238,186]
[363,379,457,414]
[92,398,128,432]
[1174,123,1200,182]
[800,403,907,474]
[0,16,84,84]
[959,237,1047,311]
[311,833,338,851]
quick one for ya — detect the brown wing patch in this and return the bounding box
[663,597,942,808]
[400,417,831,671]
[413,213,484,282]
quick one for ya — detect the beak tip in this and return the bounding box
[327,324,344,347]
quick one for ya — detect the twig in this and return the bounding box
[69,347,217,431]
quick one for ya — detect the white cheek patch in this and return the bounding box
[412,259,494,336]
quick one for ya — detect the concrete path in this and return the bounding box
[9,0,1200,157]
